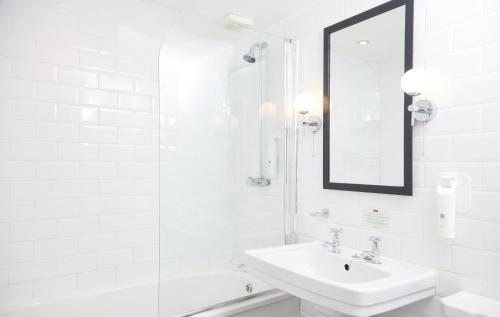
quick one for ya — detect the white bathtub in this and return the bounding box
[160,269,281,316]
[0,269,293,317]
[0,284,158,317]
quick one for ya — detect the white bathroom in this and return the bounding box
[0,0,499,316]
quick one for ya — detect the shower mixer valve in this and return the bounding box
[246,176,271,187]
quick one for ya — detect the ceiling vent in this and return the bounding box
[223,13,254,31]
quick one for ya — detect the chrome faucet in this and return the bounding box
[323,227,342,254]
[353,236,382,264]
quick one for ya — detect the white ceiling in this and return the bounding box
[142,0,319,42]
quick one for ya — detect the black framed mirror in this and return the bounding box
[323,0,413,196]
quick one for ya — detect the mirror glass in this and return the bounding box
[324,0,412,195]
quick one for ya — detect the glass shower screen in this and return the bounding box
[158,30,294,316]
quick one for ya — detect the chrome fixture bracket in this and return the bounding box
[310,208,330,218]
[246,176,271,187]
[407,99,436,126]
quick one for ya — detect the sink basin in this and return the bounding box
[245,243,436,317]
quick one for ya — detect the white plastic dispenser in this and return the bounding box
[435,173,471,240]
[436,175,456,239]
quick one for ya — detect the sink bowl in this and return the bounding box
[245,243,436,317]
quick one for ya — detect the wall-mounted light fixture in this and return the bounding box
[400,68,437,126]
[294,94,322,134]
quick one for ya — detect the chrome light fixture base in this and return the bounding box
[298,111,322,134]
[407,99,436,126]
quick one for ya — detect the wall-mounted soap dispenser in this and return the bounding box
[435,173,472,240]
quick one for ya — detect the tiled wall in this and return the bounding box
[266,0,500,316]
[0,0,174,309]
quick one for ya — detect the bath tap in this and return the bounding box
[236,263,247,272]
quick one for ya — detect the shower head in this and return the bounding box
[243,54,256,63]
[243,41,268,63]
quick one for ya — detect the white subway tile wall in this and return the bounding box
[264,0,500,316]
[0,0,172,309]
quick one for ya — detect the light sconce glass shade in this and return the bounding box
[294,94,314,114]
[261,102,277,117]
[209,114,225,127]
[401,68,437,127]
[400,68,430,96]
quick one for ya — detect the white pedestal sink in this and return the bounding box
[244,243,436,317]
